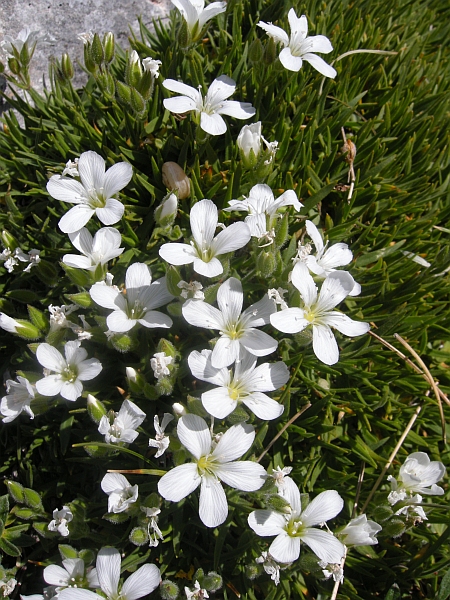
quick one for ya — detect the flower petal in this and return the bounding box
[316,271,354,312]
[206,75,236,104]
[163,79,200,101]
[257,22,289,46]
[278,476,302,514]
[212,422,255,462]
[301,528,345,563]
[103,162,132,198]
[245,362,289,392]
[198,2,227,28]
[60,380,83,401]
[96,198,124,226]
[96,547,120,599]
[163,96,198,114]
[188,350,225,385]
[182,299,223,330]
[47,176,86,203]
[217,277,243,322]
[301,489,344,526]
[62,254,93,269]
[59,205,95,233]
[216,101,256,120]
[211,336,240,368]
[199,475,228,527]
[43,564,70,586]
[214,461,266,491]
[320,244,353,270]
[35,375,63,397]
[322,312,370,337]
[121,564,161,600]
[269,532,301,563]
[101,473,129,494]
[200,112,228,136]
[190,199,218,246]
[305,220,324,254]
[36,343,65,372]
[158,463,201,502]
[192,256,224,277]
[243,392,284,420]
[312,324,339,365]
[243,294,277,327]
[159,243,196,266]
[248,510,287,536]
[107,311,135,333]
[291,262,317,306]
[125,262,152,291]
[69,227,93,255]
[90,284,126,311]
[77,358,103,381]
[240,329,278,357]
[279,47,303,71]
[202,387,236,419]
[302,53,337,78]
[270,308,308,334]
[178,414,211,460]
[78,151,106,191]
[210,222,251,256]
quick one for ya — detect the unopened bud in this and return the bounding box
[237,122,262,169]
[245,563,262,580]
[177,19,192,49]
[109,332,136,353]
[1,230,19,250]
[160,579,180,600]
[130,87,146,116]
[263,37,277,65]
[98,72,115,98]
[161,162,190,199]
[202,572,223,592]
[116,80,132,104]
[137,69,154,101]
[275,214,289,248]
[256,249,276,277]
[8,57,20,75]
[266,493,292,514]
[157,338,177,359]
[165,265,183,297]
[127,50,143,88]
[87,394,107,424]
[383,517,406,538]
[129,527,149,546]
[103,32,115,64]
[91,33,104,66]
[372,505,394,522]
[156,377,174,396]
[61,53,74,80]
[248,38,263,64]
[155,193,178,227]
[83,43,96,74]
[172,402,187,416]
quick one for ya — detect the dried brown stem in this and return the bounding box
[256,403,311,463]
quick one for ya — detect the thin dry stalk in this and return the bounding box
[256,403,311,463]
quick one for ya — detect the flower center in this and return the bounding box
[197,454,217,475]
[62,366,78,383]
[88,187,106,209]
[128,300,145,320]
[286,518,304,537]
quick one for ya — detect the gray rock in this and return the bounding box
[0,0,173,92]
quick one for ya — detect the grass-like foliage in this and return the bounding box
[0,0,449,598]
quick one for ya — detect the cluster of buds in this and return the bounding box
[80,32,116,97]
[116,50,161,117]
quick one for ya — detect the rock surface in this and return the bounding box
[0,0,172,91]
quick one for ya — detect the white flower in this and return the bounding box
[268,288,289,310]
[188,348,287,420]
[182,277,278,368]
[225,184,302,238]
[141,506,164,547]
[62,159,79,177]
[319,561,344,583]
[394,494,427,521]
[98,399,146,444]
[90,262,173,333]
[171,0,226,40]
[0,578,16,597]
[295,220,360,296]
[256,552,281,585]
[48,304,78,332]
[43,558,99,591]
[0,313,21,334]
[185,580,209,599]
[163,75,256,136]
[148,413,174,458]
[1,376,35,423]
[0,247,38,273]
[178,280,205,300]
[159,199,251,277]
[101,473,139,513]
[248,476,345,564]
[62,227,124,271]
[150,352,174,380]
[158,414,266,528]
[339,515,382,546]
[77,32,94,45]
[35,341,102,401]
[271,262,370,365]
[58,547,160,600]
[1,28,48,56]
[23,249,40,272]
[142,57,162,78]
[269,466,293,491]
[387,452,446,504]
[155,193,178,226]
[47,150,133,234]
[48,506,73,537]
[258,9,337,78]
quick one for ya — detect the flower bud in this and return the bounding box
[127,50,143,88]
[372,505,394,522]
[248,38,264,64]
[172,402,187,416]
[256,249,276,277]
[165,265,183,297]
[202,572,223,593]
[245,563,262,580]
[383,517,406,538]
[160,580,180,600]
[115,80,132,104]
[264,37,277,65]
[109,332,136,353]
[154,193,178,227]
[237,122,262,169]
[61,53,74,80]
[137,69,154,101]
[8,57,20,75]
[161,162,190,199]
[98,72,115,99]
[87,394,107,424]
[156,377,174,396]
[157,338,177,359]
[129,526,149,546]
[177,19,192,49]
[1,230,19,250]
[91,33,104,66]
[130,87,146,116]
[83,43,96,74]
[103,32,115,64]
[265,493,292,514]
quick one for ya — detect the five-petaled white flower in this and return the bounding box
[226,184,302,238]
[1,27,48,56]
[62,227,124,271]
[36,341,102,401]
[44,558,99,591]
[258,9,337,78]
[90,262,173,333]
[182,277,278,368]
[101,473,139,513]
[58,547,160,600]
[171,0,226,41]
[148,413,174,458]
[142,57,162,78]
[158,414,266,528]
[47,150,133,234]
[159,199,251,278]
[294,220,360,296]
[339,515,382,546]
[271,262,369,365]
[248,476,345,564]
[387,452,446,505]
[163,75,255,136]
[1,376,35,423]
[48,506,73,537]
[188,348,287,420]
[98,399,146,444]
